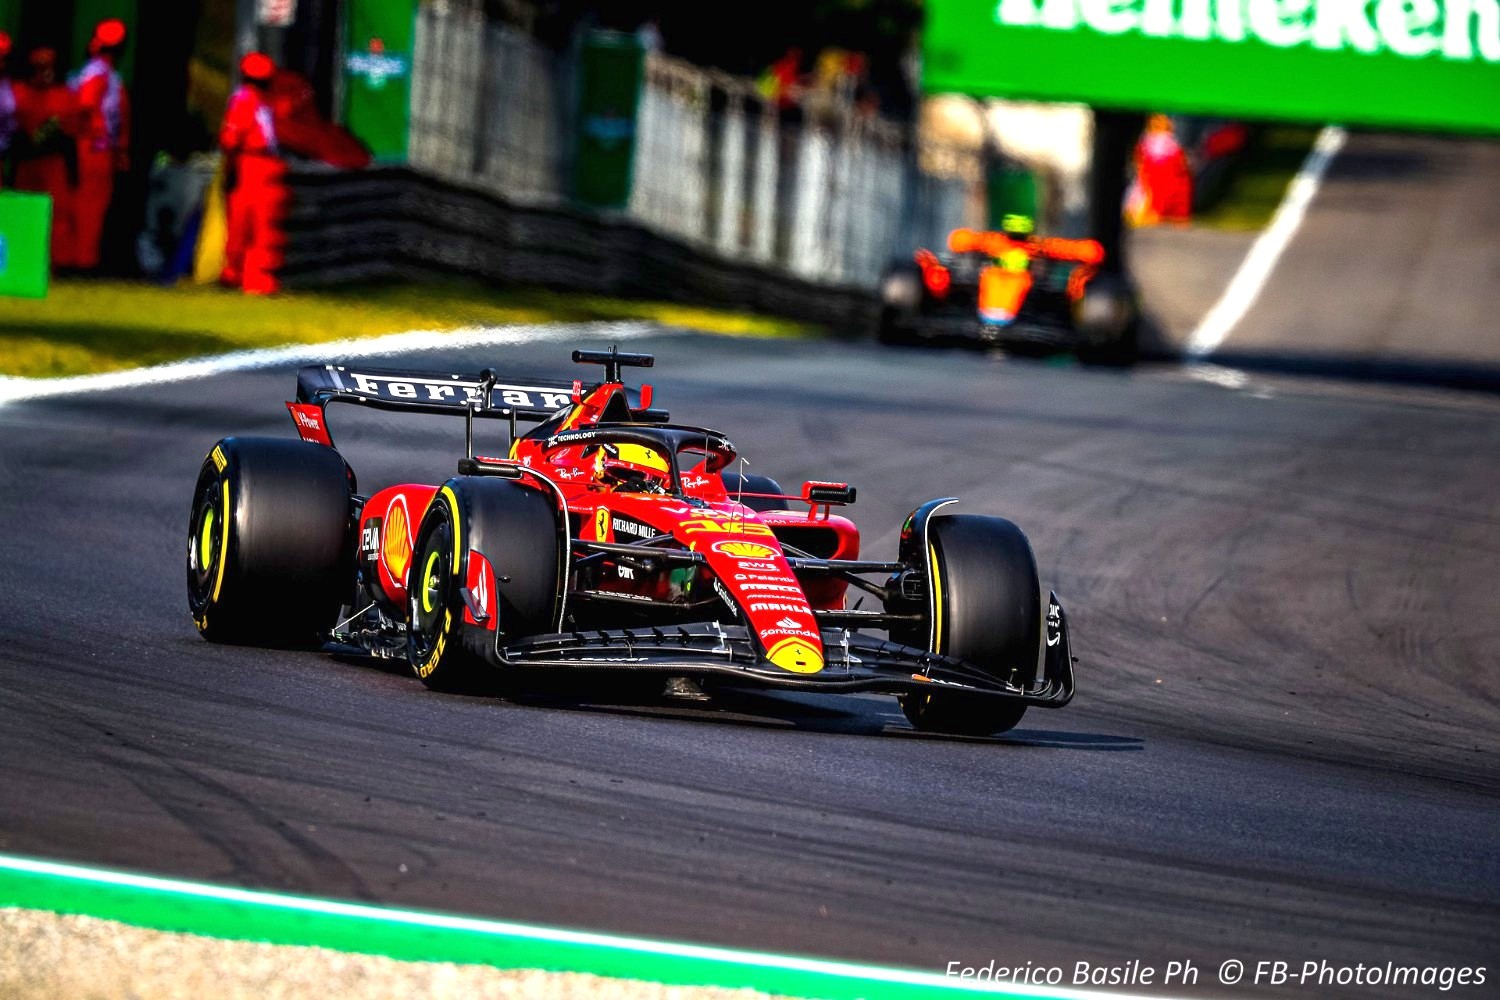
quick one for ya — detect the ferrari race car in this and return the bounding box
[877,222,1138,360]
[187,348,1074,736]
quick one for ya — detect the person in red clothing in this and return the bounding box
[66,18,131,270]
[758,48,803,110]
[13,48,80,263]
[220,52,288,295]
[0,33,16,187]
[1132,114,1192,226]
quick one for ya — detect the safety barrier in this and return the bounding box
[279,165,880,331]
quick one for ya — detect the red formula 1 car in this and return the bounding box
[187,348,1074,735]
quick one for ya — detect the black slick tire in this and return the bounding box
[187,437,353,645]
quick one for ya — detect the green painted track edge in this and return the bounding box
[0,854,1128,1000]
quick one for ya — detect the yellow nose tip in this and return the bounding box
[767,637,824,674]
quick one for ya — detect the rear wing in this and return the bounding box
[296,364,592,420]
[289,358,664,453]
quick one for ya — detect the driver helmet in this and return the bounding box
[1000,213,1035,241]
[591,442,670,492]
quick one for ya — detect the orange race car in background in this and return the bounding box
[877,216,1139,361]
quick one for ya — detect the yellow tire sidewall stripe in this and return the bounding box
[928,543,943,655]
[438,486,462,576]
[211,479,231,604]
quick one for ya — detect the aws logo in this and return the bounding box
[711,540,777,559]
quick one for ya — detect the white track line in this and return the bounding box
[1185,126,1347,360]
[0,321,664,408]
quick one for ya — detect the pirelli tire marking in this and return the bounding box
[411,487,464,680]
[414,610,452,680]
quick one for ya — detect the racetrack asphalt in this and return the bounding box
[1140,132,1500,384]
[1,330,1497,998]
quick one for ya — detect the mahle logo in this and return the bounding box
[994,0,1500,61]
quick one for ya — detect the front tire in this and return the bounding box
[407,478,562,691]
[1075,272,1140,365]
[187,437,352,645]
[899,515,1040,736]
[877,262,923,346]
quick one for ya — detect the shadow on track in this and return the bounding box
[1191,350,1500,394]
[336,664,1147,750]
[547,693,1144,750]
[993,729,1144,751]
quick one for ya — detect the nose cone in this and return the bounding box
[766,636,824,673]
[687,524,825,674]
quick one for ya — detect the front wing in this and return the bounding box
[498,594,1075,707]
[909,298,1081,348]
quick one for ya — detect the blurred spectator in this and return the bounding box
[13,48,80,263]
[636,17,663,53]
[65,18,131,271]
[0,33,15,186]
[220,52,287,295]
[136,151,215,282]
[757,47,802,110]
[804,47,865,120]
[1128,114,1192,227]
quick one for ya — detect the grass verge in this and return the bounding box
[0,280,814,379]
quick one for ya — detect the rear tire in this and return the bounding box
[1075,272,1140,365]
[899,515,1039,736]
[877,262,923,346]
[720,472,789,512]
[187,437,352,645]
[407,478,561,691]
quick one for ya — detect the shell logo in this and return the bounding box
[766,637,823,674]
[712,540,777,559]
[383,496,412,583]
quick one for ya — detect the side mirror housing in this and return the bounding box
[802,481,856,505]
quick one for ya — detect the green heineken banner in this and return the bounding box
[342,0,416,162]
[924,0,1500,134]
[0,192,52,299]
[573,31,645,210]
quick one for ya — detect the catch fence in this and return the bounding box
[408,3,982,290]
